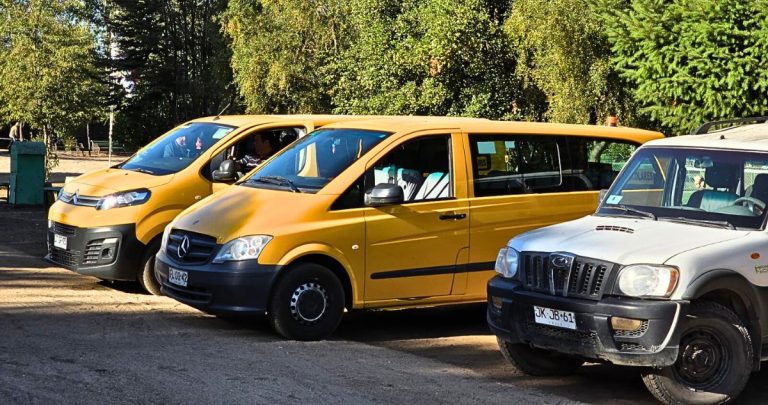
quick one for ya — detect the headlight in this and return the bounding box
[159,223,173,253]
[616,264,679,298]
[495,247,519,278]
[58,189,74,203]
[212,235,272,263]
[96,189,151,210]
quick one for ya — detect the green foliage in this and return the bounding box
[505,0,638,125]
[330,0,521,119]
[222,0,350,113]
[0,0,107,136]
[107,0,236,147]
[597,0,768,134]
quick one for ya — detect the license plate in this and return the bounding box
[533,305,576,330]
[168,268,188,287]
[53,234,67,249]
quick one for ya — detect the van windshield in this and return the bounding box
[241,128,390,193]
[597,146,768,230]
[119,122,235,175]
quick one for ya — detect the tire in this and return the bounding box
[138,241,162,296]
[497,337,584,376]
[268,263,344,341]
[641,301,752,405]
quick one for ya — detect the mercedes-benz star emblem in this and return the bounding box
[177,235,190,258]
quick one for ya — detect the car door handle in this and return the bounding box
[439,213,467,221]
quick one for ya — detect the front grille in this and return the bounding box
[620,343,651,352]
[166,229,218,264]
[71,194,100,207]
[51,222,77,237]
[524,322,597,348]
[82,239,104,265]
[49,247,80,268]
[162,282,212,303]
[520,252,616,300]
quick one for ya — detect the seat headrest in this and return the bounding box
[704,164,738,189]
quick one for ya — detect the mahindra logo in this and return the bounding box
[549,253,574,296]
[177,235,190,258]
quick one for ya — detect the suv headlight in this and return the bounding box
[97,189,151,210]
[212,235,272,263]
[495,247,519,278]
[616,264,679,298]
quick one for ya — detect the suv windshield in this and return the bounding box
[598,147,768,229]
[242,128,390,193]
[119,122,235,175]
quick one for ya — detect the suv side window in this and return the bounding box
[370,135,452,202]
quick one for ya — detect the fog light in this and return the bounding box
[491,296,503,310]
[611,316,643,331]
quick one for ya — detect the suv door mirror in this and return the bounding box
[364,183,404,206]
[212,159,237,182]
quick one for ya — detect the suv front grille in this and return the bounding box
[166,229,218,264]
[520,252,616,300]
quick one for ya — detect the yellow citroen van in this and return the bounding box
[155,117,663,340]
[47,115,375,295]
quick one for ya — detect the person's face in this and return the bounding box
[254,136,272,155]
[176,135,186,147]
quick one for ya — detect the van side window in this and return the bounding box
[368,135,452,202]
[564,138,638,190]
[470,135,563,196]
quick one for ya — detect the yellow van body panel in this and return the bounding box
[157,117,664,316]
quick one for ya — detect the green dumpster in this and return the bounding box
[9,142,46,205]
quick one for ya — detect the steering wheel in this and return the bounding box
[730,196,766,213]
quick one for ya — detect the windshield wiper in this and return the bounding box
[252,175,301,193]
[127,167,154,175]
[607,204,657,220]
[660,217,736,230]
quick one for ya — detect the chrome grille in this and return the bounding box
[520,252,615,300]
[166,229,218,264]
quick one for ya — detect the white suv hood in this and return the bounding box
[508,215,751,265]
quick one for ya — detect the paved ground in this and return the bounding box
[2,153,768,404]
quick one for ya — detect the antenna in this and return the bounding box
[214,102,231,121]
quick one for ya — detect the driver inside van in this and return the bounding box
[234,133,278,171]
[163,134,189,158]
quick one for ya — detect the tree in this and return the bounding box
[222,0,350,113]
[329,0,522,119]
[105,0,235,147]
[597,0,768,134]
[0,0,107,141]
[505,0,638,125]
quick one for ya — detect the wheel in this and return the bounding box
[268,263,344,341]
[641,301,752,405]
[497,337,584,376]
[138,241,162,296]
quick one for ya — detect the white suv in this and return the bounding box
[487,118,768,404]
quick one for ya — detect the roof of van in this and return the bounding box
[322,116,663,143]
[188,114,388,128]
[645,123,768,151]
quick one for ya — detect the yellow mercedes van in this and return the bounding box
[155,117,663,340]
[47,115,375,295]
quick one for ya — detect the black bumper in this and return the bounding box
[487,275,688,367]
[46,222,145,281]
[155,250,280,315]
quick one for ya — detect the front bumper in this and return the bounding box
[155,250,280,315]
[46,221,145,281]
[487,275,689,367]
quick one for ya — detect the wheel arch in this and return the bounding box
[683,269,767,370]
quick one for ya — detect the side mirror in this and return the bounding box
[212,159,237,182]
[364,183,404,206]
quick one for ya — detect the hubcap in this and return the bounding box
[674,328,729,389]
[290,282,328,324]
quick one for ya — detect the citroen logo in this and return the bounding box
[177,235,190,258]
[72,191,79,205]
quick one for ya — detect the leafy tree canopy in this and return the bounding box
[598,0,768,134]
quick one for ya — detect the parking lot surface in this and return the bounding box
[2,205,768,404]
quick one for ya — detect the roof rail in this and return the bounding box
[692,116,768,135]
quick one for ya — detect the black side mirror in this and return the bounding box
[364,183,404,206]
[213,159,237,182]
